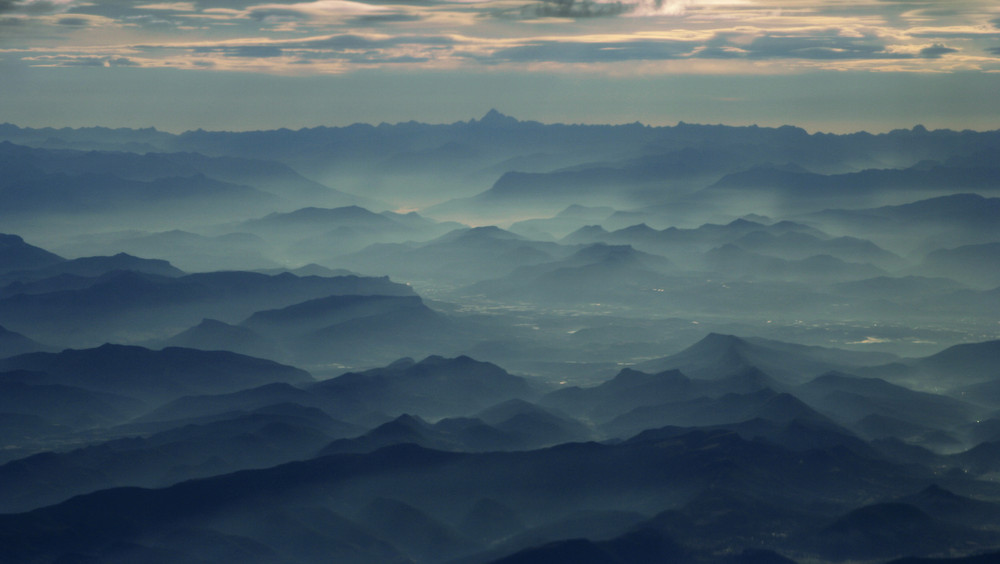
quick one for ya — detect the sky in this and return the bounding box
[1,0,999,132]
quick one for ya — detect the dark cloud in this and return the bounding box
[230,45,284,57]
[194,45,284,57]
[105,56,139,66]
[57,16,89,25]
[479,33,922,65]
[497,0,633,20]
[919,43,957,59]
[296,34,377,49]
[350,13,422,24]
[987,46,1000,56]
[485,39,695,63]
[1,0,66,15]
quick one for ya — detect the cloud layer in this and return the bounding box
[2,0,998,75]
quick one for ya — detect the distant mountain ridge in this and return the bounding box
[1,252,184,285]
[5,119,999,223]
[0,268,414,347]
[0,325,49,358]
[6,118,997,170]
[0,141,365,207]
[0,233,65,273]
[636,333,899,384]
[0,344,313,402]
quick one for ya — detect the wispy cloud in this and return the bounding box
[25,54,140,66]
[714,31,908,60]
[483,38,695,62]
[248,0,393,21]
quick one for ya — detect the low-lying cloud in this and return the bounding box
[478,32,932,65]
[500,0,633,20]
[919,43,958,58]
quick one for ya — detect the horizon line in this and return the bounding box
[2,113,993,138]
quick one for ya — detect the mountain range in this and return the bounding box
[1,115,999,564]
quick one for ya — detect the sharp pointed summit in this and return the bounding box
[476,109,519,126]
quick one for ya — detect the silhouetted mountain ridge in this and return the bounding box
[637,333,898,384]
[0,344,312,403]
[0,233,65,273]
